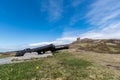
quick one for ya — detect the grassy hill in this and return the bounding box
[70,38,120,54]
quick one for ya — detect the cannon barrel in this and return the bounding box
[31,44,55,52]
[15,44,69,57]
[54,45,69,51]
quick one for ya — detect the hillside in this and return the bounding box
[70,38,120,54]
[68,38,120,77]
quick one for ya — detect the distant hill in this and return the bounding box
[70,38,120,54]
[0,51,16,57]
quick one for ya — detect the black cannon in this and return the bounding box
[15,44,69,57]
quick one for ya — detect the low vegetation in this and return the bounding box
[0,51,120,80]
[0,52,15,59]
[0,54,13,59]
[71,38,120,54]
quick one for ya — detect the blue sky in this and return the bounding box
[0,0,120,51]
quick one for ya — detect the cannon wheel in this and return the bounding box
[37,51,42,55]
[15,51,25,56]
[37,51,46,55]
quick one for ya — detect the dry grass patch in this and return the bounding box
[68,49,120,75]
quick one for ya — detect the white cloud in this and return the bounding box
[62,29,82,37]
[56,37,77,42]
[29,37,77,47]
[29,42,52,47]
[0,45,27,52]
[40,0,63,22]
[83,0,120,39]
[48,0,63,21]
[86,0,120,25]
[29,29,80,47]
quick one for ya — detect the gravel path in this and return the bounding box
[0,52,53,65]
[0,57,14,65]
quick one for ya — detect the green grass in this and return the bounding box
[0,51,119,80]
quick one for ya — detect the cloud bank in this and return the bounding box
[82,0,120,39]
[29,37,77,47]
[40,0,63,22]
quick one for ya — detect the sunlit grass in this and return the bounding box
[0,51,119,80]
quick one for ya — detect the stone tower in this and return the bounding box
[77,37,80,42]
